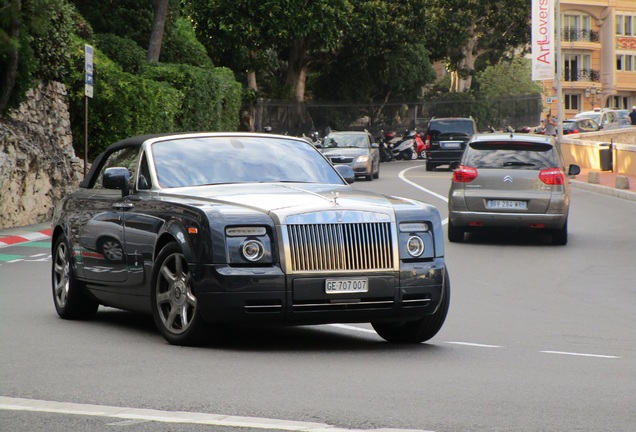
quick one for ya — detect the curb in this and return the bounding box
[0,228,52,249]
[570,180,636,202]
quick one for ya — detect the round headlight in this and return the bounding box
[406,236,425,257]
[242,239,264,261]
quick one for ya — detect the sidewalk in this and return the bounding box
[1,169,635,248]
[571,167,636,202]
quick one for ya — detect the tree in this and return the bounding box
[313,0,436,123]
[1,0,80,115]
[187,0,353,101]
[147,0,169,62]
[475,57,542,98]
[424,0,530,92]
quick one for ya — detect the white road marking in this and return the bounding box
[540,351,621,359]
[398,166,448,225]
[445,342,502,348]
[0,396,434,432]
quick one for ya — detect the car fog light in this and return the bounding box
[242,240,265,261]
[406,236,425,257]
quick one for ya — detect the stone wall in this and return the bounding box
[0,81,84,229]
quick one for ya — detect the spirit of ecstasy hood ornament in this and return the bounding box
[332,191,339,206]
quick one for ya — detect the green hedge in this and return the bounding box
[143,63,241,132]
[65,37,182,158]
[64,37,241,160]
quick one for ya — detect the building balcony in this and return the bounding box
[562,28,599,43]
[563,69,600,82]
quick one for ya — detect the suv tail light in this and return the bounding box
[424,134,431,150]
[453,165,478,183]
[539,168,565,185]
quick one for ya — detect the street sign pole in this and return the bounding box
[84,44,94,177]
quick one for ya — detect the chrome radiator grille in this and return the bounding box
[287,222,394,272]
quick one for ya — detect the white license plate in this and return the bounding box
[441,141,462,149]
[325,278,369,294]
[486,200,527,210]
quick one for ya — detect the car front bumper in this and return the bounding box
[192,258,446,325]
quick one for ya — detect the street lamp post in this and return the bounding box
[585,85,601,109]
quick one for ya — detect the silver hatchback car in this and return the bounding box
[447,133,580,245]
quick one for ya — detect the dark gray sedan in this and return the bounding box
[448,133,580,245]
[51,132,449,346]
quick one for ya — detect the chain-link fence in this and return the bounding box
[255,94,542,138]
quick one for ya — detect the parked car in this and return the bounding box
[423,117,478,171]
[447,133,580,245]
[562,118,600,134]
[51,132,449,346]
[574,108,621,130]
[614,109,632,127]
[318,131,380,180]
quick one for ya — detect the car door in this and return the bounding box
[78,147,140,283]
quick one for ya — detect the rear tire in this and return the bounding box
[372,267,450,343]
[52,235,99,320]
[426,161,434,171]
[448,220,465,243]
[552,220,568,245]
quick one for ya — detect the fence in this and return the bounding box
[254,94,543,138]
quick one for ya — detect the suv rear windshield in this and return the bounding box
[428,119,475,137]
[463,142,557,169]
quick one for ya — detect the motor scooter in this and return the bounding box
[391,130,416,160]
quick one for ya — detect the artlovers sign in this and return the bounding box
[531,0,555,81]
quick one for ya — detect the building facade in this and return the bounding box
[542,0,636,117]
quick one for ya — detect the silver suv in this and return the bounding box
[447,133,580,245]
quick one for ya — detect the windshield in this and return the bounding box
[151,136,345,188]
[463,142,557,169]
[322,134,369,149]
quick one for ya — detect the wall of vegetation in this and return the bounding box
[0,0,242,160]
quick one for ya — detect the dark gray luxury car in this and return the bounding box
[51,132,449,346]
[447,133,580,245]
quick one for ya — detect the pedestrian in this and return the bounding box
[629,106,636,126]
[544,113,557,136]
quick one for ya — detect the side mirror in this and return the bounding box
[371,143,379,148]
[334,165,356,184]
[103,167,130,197]
[567,164,581,176]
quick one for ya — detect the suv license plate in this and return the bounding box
[325,278,369,294]
[441,141,462,149]
[486,200,527,210]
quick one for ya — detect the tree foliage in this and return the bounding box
[475,57,543,99]
[423,0,530,92]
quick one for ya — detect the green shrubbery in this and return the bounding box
[63,35,241,158]
[2,0,242,160]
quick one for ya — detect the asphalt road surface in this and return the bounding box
[1,160,634,432]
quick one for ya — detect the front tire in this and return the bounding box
[372,267,450,343]
[151,242,208,346]
[52,235,99,320]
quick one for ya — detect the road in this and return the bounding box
[1,160,634,432]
